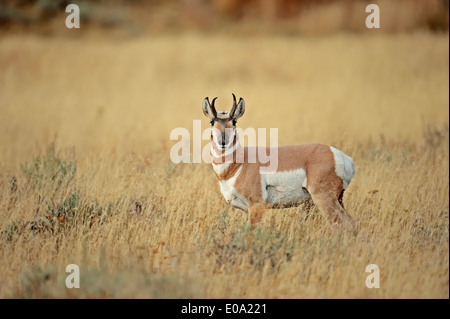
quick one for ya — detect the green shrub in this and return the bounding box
[21,142,76,191]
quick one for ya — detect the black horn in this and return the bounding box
[210,97,218,117]
[229,93,237,118]
[211,97,218,108]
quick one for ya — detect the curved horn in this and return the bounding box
[229,93,237,118]
[211,97,218,109]
[210,97,218,117]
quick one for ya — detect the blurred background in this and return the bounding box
[0,0,448,156]
[0,0,449,35]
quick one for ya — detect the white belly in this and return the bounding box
[261,169,310,208]
[218,166,249,211]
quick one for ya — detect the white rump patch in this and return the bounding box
[329,146,356,189]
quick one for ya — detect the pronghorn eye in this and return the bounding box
[232,120,237,126]
[210,120,214,126]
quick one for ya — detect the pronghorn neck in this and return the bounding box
[211,133,243,179]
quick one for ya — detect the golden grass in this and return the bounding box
[0,31,448,298]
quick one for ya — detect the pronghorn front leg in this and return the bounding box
[248,203,265,230]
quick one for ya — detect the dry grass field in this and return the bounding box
[0,30,448,298]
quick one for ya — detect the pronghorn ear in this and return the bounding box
[232,97,245,120]
[202,97,217,120]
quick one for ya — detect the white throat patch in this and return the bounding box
[211,140,239,159]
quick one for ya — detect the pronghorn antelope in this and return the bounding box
[203,94,356,229]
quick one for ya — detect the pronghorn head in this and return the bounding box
[202,93,245,150]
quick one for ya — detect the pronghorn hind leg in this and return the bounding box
[336,190,356,229]
[308,188,355,229]
[309,191,341,225]
[337,200,355,230]
[338,190,354,218]
[338,190,345,208]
